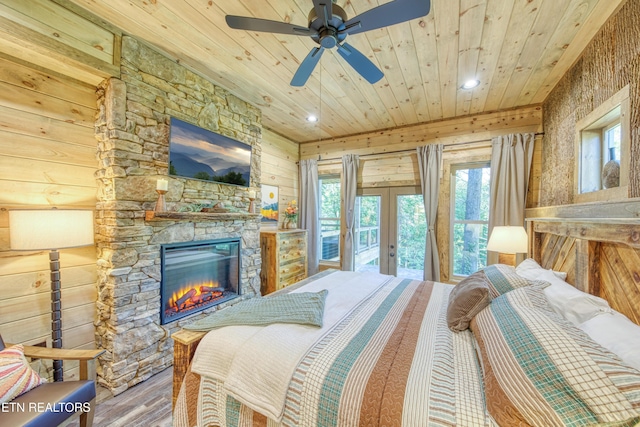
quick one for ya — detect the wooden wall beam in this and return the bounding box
[300,106,542,160]
[532,219,640,249]
[526,200,640,219]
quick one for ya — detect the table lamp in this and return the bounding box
[487,225,528,266]
[9,209,94,382]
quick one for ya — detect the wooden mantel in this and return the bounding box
[145,211,261,222]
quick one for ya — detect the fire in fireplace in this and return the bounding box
[160,238,241,324]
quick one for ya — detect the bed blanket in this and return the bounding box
[175,272,490,427]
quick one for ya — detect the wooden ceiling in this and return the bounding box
[65,0,625,143]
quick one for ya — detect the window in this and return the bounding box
[576,85,629,202]
[605,122,621,162]
[450,163,491,277]
[579,107,622,194]
[319,175,340,261]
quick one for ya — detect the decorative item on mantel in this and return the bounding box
[283,199,298,229]
[155,178,168,212]
[248,189,256,213]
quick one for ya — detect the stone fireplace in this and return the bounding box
[160,239,241,324]
[93,36,262,395]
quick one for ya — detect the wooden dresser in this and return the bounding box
[260,229,308,295]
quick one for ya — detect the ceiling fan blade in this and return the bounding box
[226,15,312,36]
[312,0,333,27]
[291,47,325,87]
[341,0,431,36]
[337,43,384,84]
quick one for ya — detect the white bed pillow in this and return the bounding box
[515,258,567,281]
[579,311,640,372]
[536,269,611,325]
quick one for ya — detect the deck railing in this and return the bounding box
[320,218,380,262]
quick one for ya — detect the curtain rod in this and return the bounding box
[300,132,544,164]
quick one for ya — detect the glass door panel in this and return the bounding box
[354,195,382,273]
[354,187,425,278]
[391,191,425,279]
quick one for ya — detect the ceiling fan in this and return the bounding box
[225,0,431,86]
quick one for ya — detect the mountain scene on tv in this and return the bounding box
[168,118,251,187]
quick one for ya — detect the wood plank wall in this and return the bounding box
[261,128,299,229]
[299,106,543,280]
[0,0,120,86]
[0,56,98,380]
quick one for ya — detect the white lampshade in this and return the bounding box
[9,210,94,250]
[487,226,528,254]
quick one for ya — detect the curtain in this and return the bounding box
[341,154,359,271]
[417,144,443,281]
[299,159,320,275]
[489,133,535,230]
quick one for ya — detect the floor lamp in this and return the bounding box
[487,225,528,266]
[9,209,94,382]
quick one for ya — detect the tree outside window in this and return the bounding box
[450,163,491,277]
[319,176,341,261]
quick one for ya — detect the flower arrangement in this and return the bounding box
[284,199,298,221]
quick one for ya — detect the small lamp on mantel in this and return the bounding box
[9,209,95,382]
[487,225,528,266]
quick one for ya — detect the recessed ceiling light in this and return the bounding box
[461,79,480,90]
[306,115,318,122]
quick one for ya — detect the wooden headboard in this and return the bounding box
[526,211,640,326]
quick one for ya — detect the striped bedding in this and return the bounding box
[471,283,640,426]
[174,271,490,427]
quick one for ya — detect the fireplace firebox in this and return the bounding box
[160,239,241,324]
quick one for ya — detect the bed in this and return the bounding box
[171,206,640,427]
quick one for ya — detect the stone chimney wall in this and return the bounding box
[94,36,262,395]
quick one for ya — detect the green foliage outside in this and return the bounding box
[320,167,490,277]
[356,196,381,252]
[396,195,426,270]
[321,182,429,272]
[320,179,341,221]
[452,166,491,276]
[320,178,341,260]
[358,196,379,227]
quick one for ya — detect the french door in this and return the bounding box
[354,187,425,278]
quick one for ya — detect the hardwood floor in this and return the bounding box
[68,367,173,427]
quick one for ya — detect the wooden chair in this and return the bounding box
[0,335,104,427]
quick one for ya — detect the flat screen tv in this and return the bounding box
[168,117,252,187]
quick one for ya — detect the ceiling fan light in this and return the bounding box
[306,115,318,122]
[461,79,480,90]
